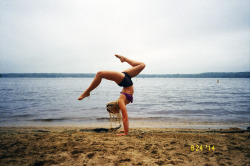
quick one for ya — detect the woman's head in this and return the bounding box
[107,100,122,126]
[106,100,120,113]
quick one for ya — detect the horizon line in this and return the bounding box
[1,71,250,75]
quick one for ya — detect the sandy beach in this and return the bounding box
[0,126,249,166]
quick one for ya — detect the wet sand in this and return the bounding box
[0,127,249,166]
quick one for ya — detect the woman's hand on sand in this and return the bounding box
[117,133,127,136]
[117,130,127,136]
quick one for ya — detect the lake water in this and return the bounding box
[0,78,249,129]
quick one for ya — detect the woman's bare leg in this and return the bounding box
[115,54,146,78]
[78,71,124,100]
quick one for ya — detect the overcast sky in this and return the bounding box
[0,0,249,74]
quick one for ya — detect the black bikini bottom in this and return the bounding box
[118,72,133,88]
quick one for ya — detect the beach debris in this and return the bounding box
[79,125,122,133]
[32,130,50,133]
[209,129,246,133]
[93,128,109,132]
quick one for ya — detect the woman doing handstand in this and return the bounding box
[78,55,146,136]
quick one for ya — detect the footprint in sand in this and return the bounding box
[119,158,131,163]
[87,152,95,159]
[144,144,152,150]
[170,141,177,144]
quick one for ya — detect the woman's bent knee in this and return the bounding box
[96,71,103,77]
[140,63,146,70]
[142,63,146,68]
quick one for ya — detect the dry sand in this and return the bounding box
[0,127,249,166]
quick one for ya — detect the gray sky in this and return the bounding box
[0,0,249,74]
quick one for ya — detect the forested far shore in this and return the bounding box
[0,72,249,78]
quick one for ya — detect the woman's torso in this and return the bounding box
[121,86,134,95]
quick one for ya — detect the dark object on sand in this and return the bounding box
[80,125,122,133]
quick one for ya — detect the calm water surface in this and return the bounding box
[0,78,249,128]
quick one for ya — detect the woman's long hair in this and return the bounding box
[106,100,122,128]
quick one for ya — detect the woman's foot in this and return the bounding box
[78,91,90,100]
[115,54,125,63]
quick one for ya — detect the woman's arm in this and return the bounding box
[118,97,129,136]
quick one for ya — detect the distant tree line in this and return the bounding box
[0,72,249,78]
[0,73,95,78]
[139,72,250,78]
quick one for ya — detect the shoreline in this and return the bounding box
[0,126,249,166]
[1,121,249,130]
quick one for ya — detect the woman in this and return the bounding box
[78,54,146,136]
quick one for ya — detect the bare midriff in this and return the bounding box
[121,86,134,95]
